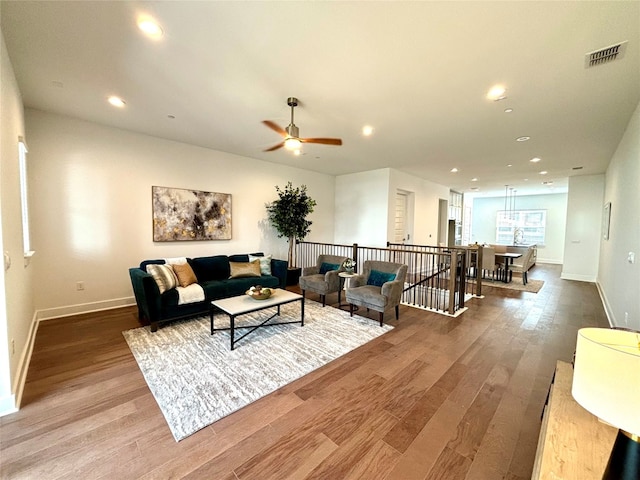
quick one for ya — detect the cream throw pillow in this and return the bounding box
[172,262,198,287]
[248,254,272,275]
[229,259,261,278]
[146,264,178,294]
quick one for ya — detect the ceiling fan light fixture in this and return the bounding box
[284,137,302,150]
[262,97,342,152]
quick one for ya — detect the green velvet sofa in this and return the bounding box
[129,252,287,332]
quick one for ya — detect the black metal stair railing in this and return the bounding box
[296,241,479,315]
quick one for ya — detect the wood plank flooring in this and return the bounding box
[0,264,610,479]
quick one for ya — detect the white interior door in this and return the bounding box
[394,191,408,243]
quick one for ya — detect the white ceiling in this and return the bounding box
[2,1,639,197]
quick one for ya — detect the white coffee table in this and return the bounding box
[210,289,304,350]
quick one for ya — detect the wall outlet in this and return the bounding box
[76,281,85,291]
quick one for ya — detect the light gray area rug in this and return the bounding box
[123,301,393,441]
[481,278,544,293]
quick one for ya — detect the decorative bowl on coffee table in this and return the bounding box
[247,286,272,300]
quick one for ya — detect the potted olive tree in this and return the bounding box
[266,182,316,284]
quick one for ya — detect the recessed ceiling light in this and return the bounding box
[108,96,126,107]
[539,171,548,175]
[516,136,531,142]
[530,157,541,163]
[572,166,584,170]
[487,85,507,101]
[470,187,480,191]
[507,164,513,167]
[362,125,374,136]
[138,18,163,38]
[504,108,513,113]
[167,114,176,119]
[471,178,478,182]
[450,168,458,173]
[542,181,554,185]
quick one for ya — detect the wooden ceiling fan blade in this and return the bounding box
[264,141,285,152]
[301,138,343,146]
[262,120,287,137]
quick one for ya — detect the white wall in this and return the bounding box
[334,169,390,247]
[25,109,336,318]
[334,168,450,248]
[0,29,34,415]
[598,101,640,330]
[470,193,568,264]
[561,175,604,282]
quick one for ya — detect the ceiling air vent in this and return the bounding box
[585,41,627,68]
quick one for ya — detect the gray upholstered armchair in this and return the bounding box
[298,254,349,306]
[345,260,408,326]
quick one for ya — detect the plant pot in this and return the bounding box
[286,267,302,286]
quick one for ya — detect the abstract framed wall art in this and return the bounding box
[152,186,231,241]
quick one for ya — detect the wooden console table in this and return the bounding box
[532,361,617,479]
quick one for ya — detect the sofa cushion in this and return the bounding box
[249,254,272,275]
[158,288,208,319]
[202,275,280,300]
[172,262,198,287]
[189,255,229,282]
[228,254,250,263]
[229,260,261,278]
[367,270,397,287]
[146,264,178,294]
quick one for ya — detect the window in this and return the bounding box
[18,136,34,257]
[449,190,463,245]
[496,209,546,245]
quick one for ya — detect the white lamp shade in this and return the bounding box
[572,328,640,436]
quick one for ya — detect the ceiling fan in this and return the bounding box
[263,97,342,152]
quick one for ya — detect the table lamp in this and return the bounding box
[572,327,640,480]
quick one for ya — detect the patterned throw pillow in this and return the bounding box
[248,254,272,275]
[319,262,340,274]
[367,270,397,287]
[229,259,261,278]
[172,262,198,287]
[146,264,178,294]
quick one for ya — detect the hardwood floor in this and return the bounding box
[0,264,609,479]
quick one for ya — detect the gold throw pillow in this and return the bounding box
[229,259,261,278]
[172,262,198,287]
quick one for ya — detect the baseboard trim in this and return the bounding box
[536,259,563,265]
[596,281,615,328]
[0,393,18,417]
[11,310,39,411]
[560,272,597,282]
[5,297,137,415]
[37,296,136,321]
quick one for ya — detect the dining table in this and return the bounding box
[494,252,522,283]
